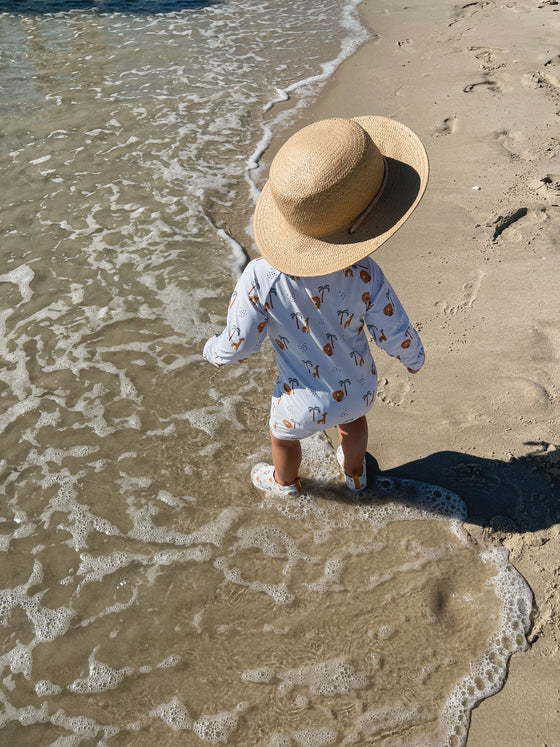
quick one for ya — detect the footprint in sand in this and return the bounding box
[523,55,560,100]
[434,270,484,317]
[467,45,507,72]
[492,206,550,242]
[463,78,502,94]
[377,377,412,407]
[448,1,491,27]
[543,55,560,84]
[397,38,414,53]
[494,129,531,160]
[434,115,458,137]
[491,376,553,413]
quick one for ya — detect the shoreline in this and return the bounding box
[242,0,371,260]
[259,0,560,743]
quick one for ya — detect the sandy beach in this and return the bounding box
[0,0,557,742]
[261,0,560,743]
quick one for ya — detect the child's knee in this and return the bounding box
[270,431,301,450]
[338,415,367,438]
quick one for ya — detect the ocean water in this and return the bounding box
[0,1,532,745]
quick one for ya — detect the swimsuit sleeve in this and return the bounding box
[365,261,425,371]
[203,261,269,367]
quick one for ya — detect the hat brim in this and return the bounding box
[253,116,429,277]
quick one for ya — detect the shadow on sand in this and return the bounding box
[0,0,217,14]
[372,442,560,533]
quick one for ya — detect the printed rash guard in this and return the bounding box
[203,256,424,439]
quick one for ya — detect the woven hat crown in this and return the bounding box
[269,118,385,238]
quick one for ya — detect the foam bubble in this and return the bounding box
[68,647,133,693]
[22,597,75,643]
[280,658,368,697]
[0,263,34,303]
[241,667,276,684]
[355,701,428,738]
[438,544,532,745]
[304,557,344,592]
[184,395,244,437]
[156,655,181,669]
[50,709,118,739]
[35,680,62,696]
[214,557,296,605]
[291,728,339,746]
[192,707,244,744]
[151,697,193,731]
[377,625,394,641]
[0,642,33,678]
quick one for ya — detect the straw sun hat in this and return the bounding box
[253,116,429,277]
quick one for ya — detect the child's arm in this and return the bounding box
[203,262,268,367]
[365,263,425,372]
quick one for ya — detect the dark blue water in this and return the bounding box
[0,0,213,14]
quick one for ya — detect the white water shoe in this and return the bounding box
[336,446,367,492]
[251,463,302,497]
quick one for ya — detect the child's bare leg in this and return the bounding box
[337,416,368,476]
[270,431,302,485]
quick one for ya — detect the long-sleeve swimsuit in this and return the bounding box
[203,256,424,440]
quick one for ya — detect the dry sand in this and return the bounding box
[262,0,560,743]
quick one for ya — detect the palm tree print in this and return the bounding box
[229,326,240,341]
[290,311,304,329]
[337,309,350,326]
[368,324,386,343]
[275,336,289,350]
[265,286,277,311]
[308,406,320,422]
[350,350,364,367]
[248,280,260,305]
[339,378,351,396]
[318,284,330,303]
[302,360,313,373]
[363,391,374,407]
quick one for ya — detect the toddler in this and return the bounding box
[204,116,428,495]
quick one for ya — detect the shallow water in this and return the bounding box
[0,1,532,744]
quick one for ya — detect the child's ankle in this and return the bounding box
[273,470,297,487]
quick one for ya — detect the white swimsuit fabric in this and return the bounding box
[203,256,424,440]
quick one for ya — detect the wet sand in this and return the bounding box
[260,0,560,743]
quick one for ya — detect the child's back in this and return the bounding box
[204,255,423,440]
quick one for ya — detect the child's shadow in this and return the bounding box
[377,442,560,533]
